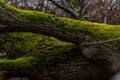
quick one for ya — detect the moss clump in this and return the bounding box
[4,32,75,58]
[0,56,37,70]
[3,32,43,58]
[60,18,120,40]
[0,32,75,69]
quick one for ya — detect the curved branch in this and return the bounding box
[0,22,85,45]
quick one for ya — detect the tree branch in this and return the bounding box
[49,0,77,18]
[82,38,120,46]
[0,22,85,45]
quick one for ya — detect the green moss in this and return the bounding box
[0,32,75,69]
[3,32,74,59]
[60,18,120,40]
[0,56,36,70]
[1,32,40,58]
[0,1,61,26]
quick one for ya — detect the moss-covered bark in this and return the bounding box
[0,1,120,80]
[0,1,120,44]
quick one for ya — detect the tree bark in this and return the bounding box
[0,1,120,80]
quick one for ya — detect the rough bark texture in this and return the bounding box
[0,1,120,80]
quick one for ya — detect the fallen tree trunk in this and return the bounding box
[0,1,120,46]
[0,1,120,80]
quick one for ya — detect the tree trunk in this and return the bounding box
[0,1,120,80]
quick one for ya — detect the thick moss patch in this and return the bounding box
[3,32,74,58]
[0,32,75,69]
[61,18,120,40]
